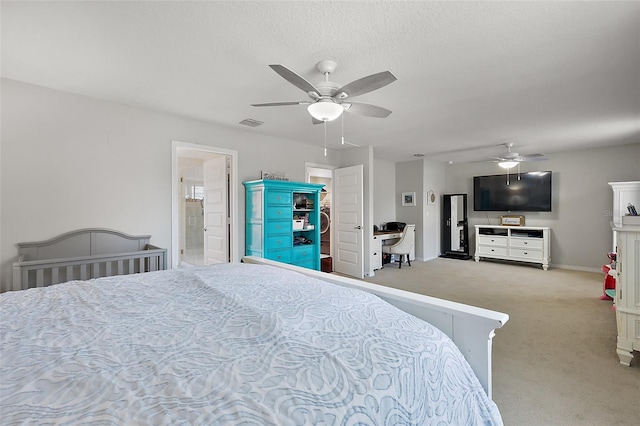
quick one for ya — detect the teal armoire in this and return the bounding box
[244,180,324,270]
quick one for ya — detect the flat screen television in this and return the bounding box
[473,171,552,212]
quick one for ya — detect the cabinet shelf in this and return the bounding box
[511,230,544,238]
[478,228,508,237]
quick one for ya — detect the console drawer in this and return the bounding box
[265,249,291,263]
[478,245,508,256]
[265,220,292,235]
[510,248,543,260]
[510,238,543,250]
[266,191,292,205]
[266,235,292,249]
[293,245,315,262]
[266,206,292,220]
[478,235,508,247]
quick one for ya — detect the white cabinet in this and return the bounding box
[474,225,550,270]
[609,181,640,252]
[612,224,640,366]
[371,235,383,271]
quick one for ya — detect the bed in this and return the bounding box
[0,257,508,425]
[11,228,167,291]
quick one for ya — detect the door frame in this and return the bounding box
[305,163,335,258]
[171,140,239,268]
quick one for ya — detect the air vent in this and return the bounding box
[239,118,264,127]
[413,153,425,157]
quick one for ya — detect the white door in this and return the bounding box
[203,155,228,264]
[333,165,364,278]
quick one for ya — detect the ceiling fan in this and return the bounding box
[491,142,547,169]
[251,60,396,123]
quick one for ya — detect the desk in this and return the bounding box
[372,230,415,270]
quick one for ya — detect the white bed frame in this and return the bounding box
[242,256,509,399]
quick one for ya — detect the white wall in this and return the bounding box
[395,159,424,260]
[4,79,637,289]
[423,159,446,260]
[0,79,340,290]
[444,143,640,270]
[373,158,395,227]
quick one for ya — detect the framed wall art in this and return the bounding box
[427,190,436,205]
[402,192,416,206]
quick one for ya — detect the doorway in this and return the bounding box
[171,141,239,268]
[306,165,334,268]
[306,162,366,278]
[181,163,206,266]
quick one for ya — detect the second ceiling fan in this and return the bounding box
[491,142,547,168]
[251,60,396,123]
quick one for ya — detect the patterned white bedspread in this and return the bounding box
[0,263,502,425]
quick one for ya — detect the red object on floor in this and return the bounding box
[600,264,616,300]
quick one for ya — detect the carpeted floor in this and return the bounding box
[364,258,640,426]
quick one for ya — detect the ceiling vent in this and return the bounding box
[239,118,264,127]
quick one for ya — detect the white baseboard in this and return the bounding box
[549,264,601,273]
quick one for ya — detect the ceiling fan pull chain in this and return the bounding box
[324,121,327,157]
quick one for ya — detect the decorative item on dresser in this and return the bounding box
[610,223,640,366]
[244,179,324,270]
[11,228,167,291]
[474,225,550,270]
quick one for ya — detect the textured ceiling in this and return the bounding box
[2,1,639,163]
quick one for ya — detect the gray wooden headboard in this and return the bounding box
[12,228,167,291]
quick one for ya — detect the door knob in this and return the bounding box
[354,225,362,230]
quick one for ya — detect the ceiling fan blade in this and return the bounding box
[269,64,321,97]
[335,71,397,99]
[521,155,548,161]
[251,101,310,107]
[344,102,392,118]
[312,117,324,125]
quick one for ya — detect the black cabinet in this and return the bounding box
[441,194,471,259]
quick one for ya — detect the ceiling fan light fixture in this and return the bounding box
[307,100,343,122]
[498,160,519,169]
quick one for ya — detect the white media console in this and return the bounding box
[474,225,550,270]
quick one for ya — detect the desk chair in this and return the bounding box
[382,224,415,269]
